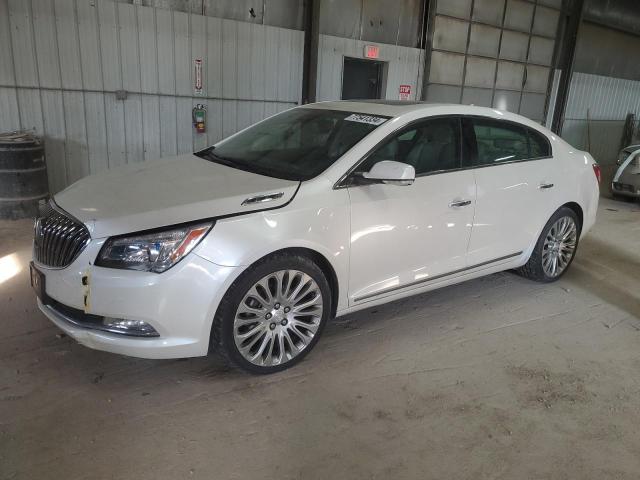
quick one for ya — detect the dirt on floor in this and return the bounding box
[1,197,639,480]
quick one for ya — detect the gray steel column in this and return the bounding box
[302,0,319,104]
[419,0,436,101]
[551,0,585,134]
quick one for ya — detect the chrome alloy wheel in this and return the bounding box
[542,216,577,278]
[233,270,324,366]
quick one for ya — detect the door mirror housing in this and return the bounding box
[361,160,415,186]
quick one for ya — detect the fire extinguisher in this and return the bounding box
[192,104,206,133]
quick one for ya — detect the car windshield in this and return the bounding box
[195,108,389,181]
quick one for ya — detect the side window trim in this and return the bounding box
[334,114,554,189]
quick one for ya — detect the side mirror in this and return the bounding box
[361,160,415,186]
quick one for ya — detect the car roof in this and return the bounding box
[301,100,545,130]
[302,100,458,116]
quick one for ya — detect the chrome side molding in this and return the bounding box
[241,192,285,206]
[353,251,523,302]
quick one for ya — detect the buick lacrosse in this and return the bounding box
[31,101,600,373]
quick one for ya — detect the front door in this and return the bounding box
[346,117,476,305]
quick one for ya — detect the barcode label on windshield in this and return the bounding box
[344,114,387,126]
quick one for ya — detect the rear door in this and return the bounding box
[464,117,558,266]
[346,116,477,304]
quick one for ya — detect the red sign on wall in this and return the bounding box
[399,84,411,100]
[194,58,203,95]
[364,45,380,59]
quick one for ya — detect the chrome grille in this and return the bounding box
[34,202,90,268]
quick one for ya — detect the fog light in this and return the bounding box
[102,317,159,337]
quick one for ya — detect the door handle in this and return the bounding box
[449,199,472,208]
[538,183,554,189]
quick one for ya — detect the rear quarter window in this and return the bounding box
[528,128,551,158]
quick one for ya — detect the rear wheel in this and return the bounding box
[211,253,331,374]
[518,207,581,282]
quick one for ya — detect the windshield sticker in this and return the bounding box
[344,114,387,126]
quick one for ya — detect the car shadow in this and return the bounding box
[579,235,640,283]
[565,240,640,322]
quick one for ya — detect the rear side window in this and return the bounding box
[472,119,529,165]
[527,128,551,158]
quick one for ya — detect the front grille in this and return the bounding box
[34,202,90,268]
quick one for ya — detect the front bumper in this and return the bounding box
[34,240,239,359]
[611,181,640,198]
[39,298,204,359]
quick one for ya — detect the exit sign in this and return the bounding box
[364,45,380,59]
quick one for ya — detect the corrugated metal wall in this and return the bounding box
[318,0,423,48]
[562,72,640,164]
[0,0,304,194]
[113,0,305,30]
[565,73,640,121]
[315,34,424,102]
[562,20,640,169]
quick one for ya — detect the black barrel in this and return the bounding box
[0,132,49,219]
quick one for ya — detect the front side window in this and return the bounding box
[196,108,389,181]
[356,117,461,176]
[472,119,529,166]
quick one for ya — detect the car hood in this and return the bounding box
[55,154,299,238]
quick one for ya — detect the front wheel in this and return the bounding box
[518,207,581,282]
[211,253,331,374]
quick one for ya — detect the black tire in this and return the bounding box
[210,252,331,374]
[517,206,581,283]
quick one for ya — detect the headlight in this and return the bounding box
[96,222,213,273]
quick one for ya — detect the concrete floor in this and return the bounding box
[1,197,639,480]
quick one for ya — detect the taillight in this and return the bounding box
[592,164,602,184]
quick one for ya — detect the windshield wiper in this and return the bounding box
[196,147,296,180]
[198,148,245,169]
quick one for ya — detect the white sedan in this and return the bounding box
[31,101,600,373]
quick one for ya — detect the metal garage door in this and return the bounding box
[424,0,562,124]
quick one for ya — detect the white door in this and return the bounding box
[465,117,559,266]
[346,117,476,304]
